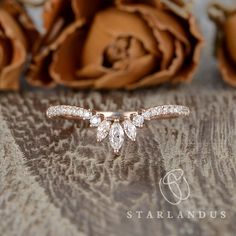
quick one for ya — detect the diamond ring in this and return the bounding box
[46,105,190,154]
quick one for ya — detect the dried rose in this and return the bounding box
[27,0,203,89]
[209,3,236,87]
[0,0,39,90]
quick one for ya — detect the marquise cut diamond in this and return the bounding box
[97,120,111,141]
[123,120,136,141]
[109,122,124,153]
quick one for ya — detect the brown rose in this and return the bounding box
[27,0,203,89]
[209,3,236,87]
[0,0,39,90]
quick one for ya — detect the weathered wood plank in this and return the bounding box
[0,88,236,236]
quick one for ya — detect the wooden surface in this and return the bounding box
[1,1,236,236]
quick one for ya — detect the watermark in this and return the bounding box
[126,210,226,219]
[159,169,190,205]
[126,168,227,219]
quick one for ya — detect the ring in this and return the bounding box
[46,105,190,154]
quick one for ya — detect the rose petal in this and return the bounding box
[43,0,66,31]
[114,5,175,69]
[117,4,191,54]
[224,13,236,64]
[0,40,26,90]
[129,37,147,58]
[126,40,184,89]
[143,14,175,69]
[71,0,104,21]
[81,7,159,67]
[0,44,3,70]
[27,51,55,87]
[0,33,11,71]
[217,46,236,87]
[115,0,161,8]
[157,0,192,19]
[94,54,157,89]
[171,15,203,83]
[116,3,203,84]
[120,4,203,85]
[27,20,85,87]
[1,0,39,51]
[42,0,73,47]
[76,65,109,78]
[117,5,176,69]
[0,9,26,47]
[0,9,27,90]
[50,21,95,87]
[42,0,110,46]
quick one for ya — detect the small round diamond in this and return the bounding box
[90,115,102,127]
[132,115,144,127]
[97,120,111,141]
[123,119,136,141]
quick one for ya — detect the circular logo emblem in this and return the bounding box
[159,169,190,205]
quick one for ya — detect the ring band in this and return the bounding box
[46,105,190,154]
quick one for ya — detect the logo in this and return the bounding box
[159,169,190,205]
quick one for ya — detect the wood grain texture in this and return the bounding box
[0,0,236,236]
[0,88,236,236]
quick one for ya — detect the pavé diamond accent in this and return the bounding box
[82,110,92,120]
[46,105,85,118]
[142,110,152,120]
[142,105,190,120]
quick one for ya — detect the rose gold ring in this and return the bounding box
[46,105,190,154]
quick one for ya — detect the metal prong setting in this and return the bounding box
[46,105,190,154]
